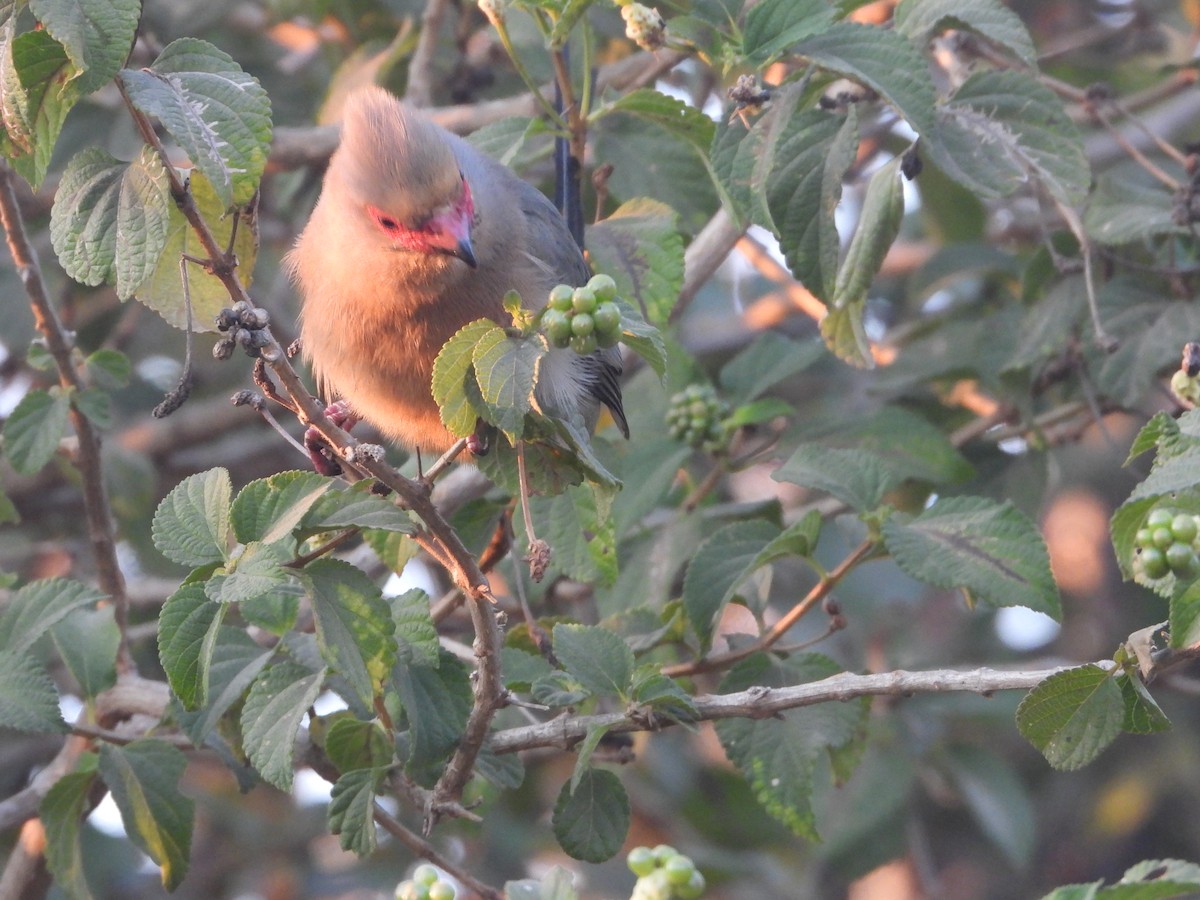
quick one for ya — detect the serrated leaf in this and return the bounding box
[324,716,392,773]
[552,768,630,862]
[473,328,543,437]
[3,386,70,474]
[552,624,634,699]
[85,347,131,388]
[1017,664,1124,770]
[1130,445,1200,502]
[120,37,271,208]
[231,470,331,546]
[363,529,420,575]
[718,332,825,404]
[630,670,698,722]
[742,0,835,62]
[151,468,232,567]
[586,198,683,327]
[614,298,668,380]
[30,0,139,94]
[773,443,896,511]
[829,406,975,486]
[768,107,858,302]
[826,154,905,366]
[1085,174,1185,245]
[97,740,193,889]
[715,652,866,839]
[241,662,325,791]
[523,486,618,587]
[394,648,471,779]
[930,70,1088,205]
[0,576,106,655]
[432,318,497,437]
[328,768,383,856]
[532,669,590,707]
[0,486,17,525]
[820,302,873,369]
[0,649,67,732]
[130,170,257,331]
[305,558,395,707]
[390,588,439,668]
[474,746,526,790]
[468,115,547,167]
[1,26,79,188]
[882,495,1062,618]
[205,541,291,604]
[41,757,98,900]
[1119,672,1171,735]
[301,481,414,534]
[49,147,124,285]
[157,583,220,709]
[72,387,112,429]
[177,627,273,746]
[894,0,1036,65]
[1170,577,1200,649]
[569,725,613,793]
[682,519,779,650]
[501,647,554,691]
[115,149,171,299]
[753,509,822,567]
[794,22,937,137]
[51,607,118,698]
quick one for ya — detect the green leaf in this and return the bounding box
[390,588,440,668]
[586,198,683,327]
[1119,672,1171,735]
[41,755,99,900]
[930,70,1088,205]
[768,106,859,303]
[682,519,779,650]
[305,558,396,707]
[231,470,332,546]
[742,0,835,62]
[1016,664,1124,770]
[614,298,668,380]
[328,768,383,856]
[552,767,630,863]
[301,480,414,534]
[1084,174,1186,245]
[130,170,258,331]
[72,387,113,430]
[151,468,233,567]
[552,624,634,699]
[177,627,273,746]
[468,116,547,167]
[0,26,79,188]
[29,0,139,94]
[773,443,896,511]
[630,670,698,722]
[472,327,543,438]
[569,725,614,793]
[523,486,618,587]
[0,576,106,655]
[432,318,497,437]
[606,88,715,158]
[241,662,325,791]
[753,510,823,567]
[3,386,70,475]
[85,348,131,388]
[204,541,291,605]
[114,148,171,299]
[51,607,118,698]
[939,744,1034,868]
[531,669,590,708]
[0,649,67,732]
[501,647,554,691]
[394,648,472,779]
[718,332,825,405]
[0,486,17,525]
[157,583,220,709]
[97,740,193,890]
[119,37,272,208]
[324,716,392,773]
[1129,445,1200,501]
[825,154,905,367]
[882,495,1062,619]
[894,0,1036,65]
[795,22,937,136]
[826,406,975,486]
[1170,577,1200,649]
[715,652,867,839]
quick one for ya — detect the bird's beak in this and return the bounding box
[453,234,477,268]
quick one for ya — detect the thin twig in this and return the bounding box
[372,803,502,900]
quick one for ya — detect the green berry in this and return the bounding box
[652,844,679,865]
[1141,546,1169,579]
[571,312,595,337]
[1135,528,1154,548]
[395,882,423,900]
[570,333,598,355]
[677,869,706,900]
[593,301,621,334]
[413,865,439,887]
[664,854,695,886]
[1173,514,1199,544]
[628,846,657,876]
[428,883,455,900]
[572,286,597,314]
[1147,508,1174,529]
[1167,542,1196,575]
[549,284,574,311]
[1153,528,1174,550]
[588,273,618,302]
[597,328,620,349]
[543,308,573,346]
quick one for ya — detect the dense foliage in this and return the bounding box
[6,0,1200,898]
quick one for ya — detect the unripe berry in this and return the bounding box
[572,286,597,314]
[1167,542,1196,576]
[1153,528,1174,550]
[628,846,657,876]
[1135,529,1153,548]
[677,869,706,899]
[428,882,455,900]
[543,308,573,346]
[549,284,574,311]
[587,273,618,302]
[1147,508,1174,529]
[593,301,621,334]
[1141,546,1169,579]
[571,312,595,337]
[1173,514,1198,544]
[664,854,695,885]
[413,866,439,887]
[571,333,598,355]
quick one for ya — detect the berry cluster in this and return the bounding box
[395,864,455,900]
[1134,508,1200,580]
[542,274,622,355]
[627,844,706,900]
[616,0,667,51]
[666,384,730,451]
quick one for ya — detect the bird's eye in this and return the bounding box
[367,205,403,235]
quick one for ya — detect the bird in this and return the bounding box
[286,86,627,465]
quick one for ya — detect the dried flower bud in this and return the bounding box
[620,2,666,51]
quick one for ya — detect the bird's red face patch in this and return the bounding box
[367,175,476,267]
